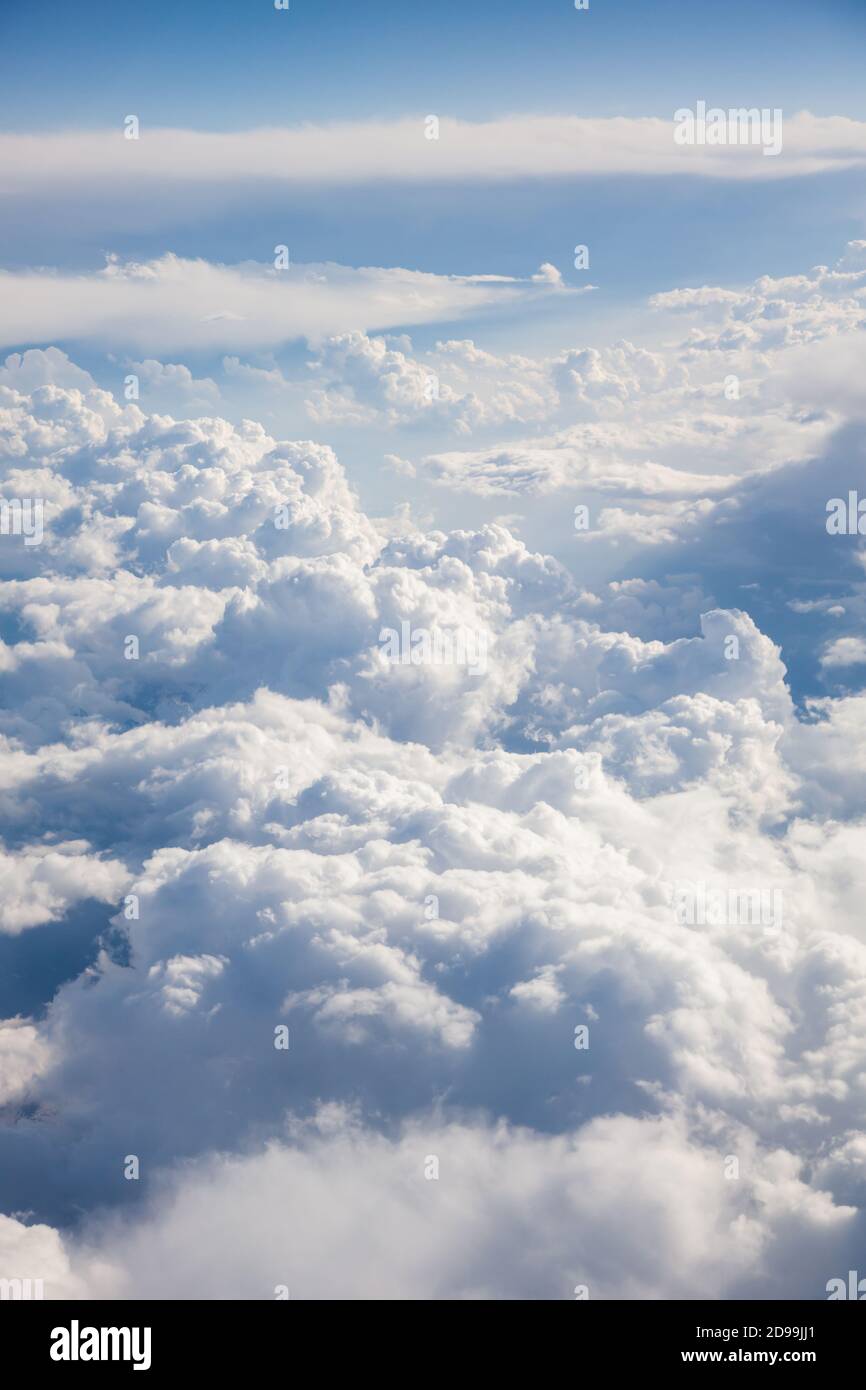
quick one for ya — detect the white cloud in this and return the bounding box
[3,113,866,196]
[0,842,129,935]
[821,637,866,669]
[0,1213,92,1298]
[4,1107,857,1301]
[2,239,866,1301]
[0,348,96,394]
[0,1019,54,1105]
[423,438,736,499]
[0,254,566,355]
[125,359,220,407]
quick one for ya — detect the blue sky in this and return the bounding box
[2,0,865,129]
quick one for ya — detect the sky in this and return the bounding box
[2,0,865,128]
[2,0,866,1303]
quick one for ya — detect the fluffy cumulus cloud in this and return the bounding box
[0,842,128,935]
[412,244,866,504]
[2,236,866,1301]
[304,331,549,433]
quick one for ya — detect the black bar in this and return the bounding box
[6,1298,862,1374]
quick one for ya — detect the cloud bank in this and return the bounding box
[2,241,866,1302]
[3,112,866,194]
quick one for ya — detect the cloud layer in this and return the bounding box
[3,112,866,192]
[2,239,866,1301]
[0,255,563,355]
